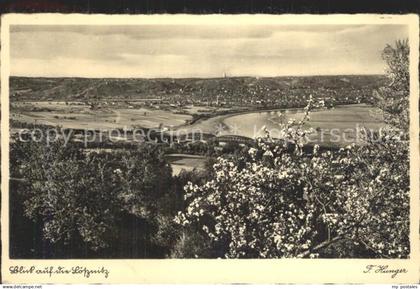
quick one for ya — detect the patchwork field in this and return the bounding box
[11,101,192,130]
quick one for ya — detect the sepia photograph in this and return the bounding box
[1,14,419,284]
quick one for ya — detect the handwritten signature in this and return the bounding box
[363,265,407,279]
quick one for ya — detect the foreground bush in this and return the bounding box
[10,140,174,252]
[175,126,409,258]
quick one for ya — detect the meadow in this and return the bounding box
[11,101,192,130]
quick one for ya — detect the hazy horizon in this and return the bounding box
[10,24,408,78]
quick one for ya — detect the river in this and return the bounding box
[174,104,385,146]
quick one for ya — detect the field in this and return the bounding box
[11,101,192,130]
[165,154,207,175]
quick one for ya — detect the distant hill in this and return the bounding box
[10,75,386,101]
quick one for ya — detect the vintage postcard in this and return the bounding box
[1,14,419,284]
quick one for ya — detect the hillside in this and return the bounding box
[10,75,386,102]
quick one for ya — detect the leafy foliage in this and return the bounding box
[11,139,174,251]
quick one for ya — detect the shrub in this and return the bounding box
[10,139,174,251]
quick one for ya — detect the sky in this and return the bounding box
[10,24,408,78]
